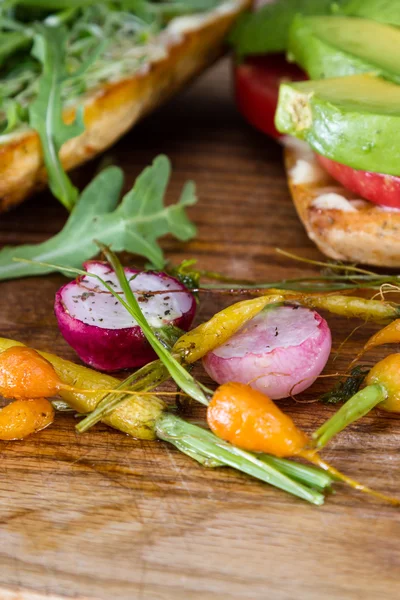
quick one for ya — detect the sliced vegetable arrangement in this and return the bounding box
[1,0,400,511]
[230,0,400,266]
[2,246,400,506]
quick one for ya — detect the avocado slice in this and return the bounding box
[341,0,400,26]
[228,0,343,57]
[288,16,400,83]
[275,74,400,175]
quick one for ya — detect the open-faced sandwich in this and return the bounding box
[231,0,400,267]
[0,0,250,212]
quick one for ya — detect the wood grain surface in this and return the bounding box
[0,59,399,600]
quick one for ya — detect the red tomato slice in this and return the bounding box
[316,154,400,210]
[235,54,400,208]
[234,54,306,139]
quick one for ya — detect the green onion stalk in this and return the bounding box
[313,384,387,450]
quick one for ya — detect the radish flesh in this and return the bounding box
[55,261,196,371]
[203,305,331,399]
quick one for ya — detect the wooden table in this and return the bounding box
[1,59,399,600]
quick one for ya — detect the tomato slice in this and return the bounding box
[316,154,400,210]
[234,54,306,139]
[234,54,400,208]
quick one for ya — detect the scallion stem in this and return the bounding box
[313,383,387,449]
[156,414,326,505]
[258,455,334,491]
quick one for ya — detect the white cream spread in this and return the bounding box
[166,0,244,36]
[312,192,357,212]
[289,158,324,185]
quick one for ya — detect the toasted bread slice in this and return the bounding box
[284,138,400,267]
[0,0,250,212]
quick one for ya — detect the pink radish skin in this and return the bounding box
[203,305,331,399]
[55,261,196,371]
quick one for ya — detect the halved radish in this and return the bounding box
[55,261,196,371]
[203,305,331,399]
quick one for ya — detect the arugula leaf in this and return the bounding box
[0,99,28,134]
[0,31,31,67]
[229,0,345,58]
[108,154,197,268]
[29,24,84,211]
[0,155,197,281]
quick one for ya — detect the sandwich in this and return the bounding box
[0,0,250,212]
[231,0,400,266]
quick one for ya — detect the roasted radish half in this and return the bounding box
[203,305,331,399]
[55,261,196,371]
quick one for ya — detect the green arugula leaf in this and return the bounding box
[0,155,197,281]
[0,99,28,134]
[108,155,197,268]
[29,23,84,211]
[229,0,345,58]
[0,31,31,67]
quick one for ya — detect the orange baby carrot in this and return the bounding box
[207,381,309,457]
[0,398,54,440]
[207,381,400,506]
[0,347,62,399]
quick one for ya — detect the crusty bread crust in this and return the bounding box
[0,1,250,212]
[284,140,400,267]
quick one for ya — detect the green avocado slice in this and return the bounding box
[288,16,400,83]
[275,74,400,176]
[341,0,400,26]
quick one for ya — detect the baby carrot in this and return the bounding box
[207,381,400,505]
[0,337,165,440]
[0,347,62,399]
[207,382,308,457]
[349,319,400,368]
[0,398,54,440]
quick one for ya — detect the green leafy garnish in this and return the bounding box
[0,1,226,139]
[0,155,197,280]
[320,366,370,405]
[29,23,104,210]
[229,0,344,58]
[0,30,31,67]
[98,242,209,406]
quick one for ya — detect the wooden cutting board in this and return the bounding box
[0,60,399,600]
